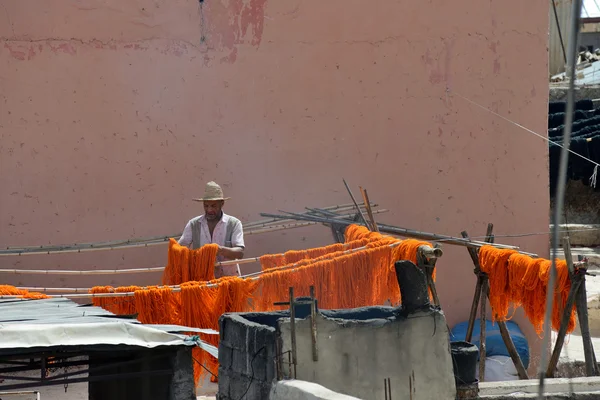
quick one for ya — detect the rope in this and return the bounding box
[447,88,600,188]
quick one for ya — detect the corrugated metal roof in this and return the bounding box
[582,0,600,19]
[0,298,218,358]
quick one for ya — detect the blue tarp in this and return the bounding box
[450,319,530,369]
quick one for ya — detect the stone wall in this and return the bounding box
[217,314,279,400]
[278,310,456,400]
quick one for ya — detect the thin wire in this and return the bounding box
[447,89,600,169]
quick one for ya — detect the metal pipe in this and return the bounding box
[539,0,583,397]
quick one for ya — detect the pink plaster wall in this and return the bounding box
[0,0,549,370]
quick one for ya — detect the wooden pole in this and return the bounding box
[260,212,531,254]
[15,239,443,296]
[564,236,599,376]
[545,274,582,377]
[342,178,371,230]
[359,187,379,233]
[462,230,483,343]
[0,202,379,256]
[478,223,494,382]
[479,275,488,382]
[417,245,441,306]
[494,314,529,379]
[289,287,297,379]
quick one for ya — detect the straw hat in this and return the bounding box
[193,181,231,202]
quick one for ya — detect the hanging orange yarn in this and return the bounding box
[479,246,518,321]
[162,239,218,285]
[481,245,578,335]
[0,285,49,299]
[344,224,437,304]
[259,239,370,271]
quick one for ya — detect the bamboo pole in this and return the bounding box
[0,229,394,276]
[260,211,537,255]
[0,209,388,257]
[13,241,442,297]
[1,202,377,254]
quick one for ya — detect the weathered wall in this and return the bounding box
[0,0,549,371]
[278,312,456,400]
[218,314,278,400]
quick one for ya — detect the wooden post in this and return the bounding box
[479,275,488,382]
[359,187,379,232]
[478,224,493,382]
[309,286,319,362]
[289,287,297,379]
[564,236,599,376]
[462,231,483,343]
[545,274,582,377]
[417,248,441,307]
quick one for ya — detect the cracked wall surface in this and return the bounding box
[1,0,549,373]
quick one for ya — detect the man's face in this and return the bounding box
[204,200,224,221]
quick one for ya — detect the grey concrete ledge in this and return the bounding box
[479,377,600,397]
[551,225,600,247]
[269,380,363,400]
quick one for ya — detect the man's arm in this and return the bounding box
[218,246,244,260]
[218,219,245,260]
[178,220,193,248]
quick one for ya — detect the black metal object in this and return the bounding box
[393,260,430,315]
[450,341,479,385]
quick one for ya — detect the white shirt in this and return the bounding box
[178,212,245,264]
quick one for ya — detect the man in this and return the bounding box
[178,181,245,278]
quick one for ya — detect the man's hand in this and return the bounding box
[217,245,244,260]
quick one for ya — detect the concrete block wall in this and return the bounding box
[279,310,457,400]
[217,314,279,400]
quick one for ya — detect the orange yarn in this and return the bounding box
[259,239,370,271]
[162,239,219,285]
[480,245,577,335]
[91,224,440,385]
[344,225,437,304]
[0,285,49,299]
[479,246,518,321]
